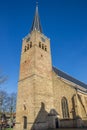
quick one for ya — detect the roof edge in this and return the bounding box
[52,66,87,91]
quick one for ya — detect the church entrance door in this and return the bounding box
[23,116,27,129]
[55,118,59,128]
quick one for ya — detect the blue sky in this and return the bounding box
[0,0,87,93]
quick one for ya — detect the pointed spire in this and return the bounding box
[30,3,42,33]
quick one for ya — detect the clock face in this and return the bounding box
[41,37,45,42]
[26,37,30,42]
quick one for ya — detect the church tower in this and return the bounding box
[16,5,54,130]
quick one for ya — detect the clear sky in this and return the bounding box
[0,0,87,93]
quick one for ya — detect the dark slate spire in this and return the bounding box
[30,4,42,33]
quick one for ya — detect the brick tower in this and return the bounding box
[15,5,54,130]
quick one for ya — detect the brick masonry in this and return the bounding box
[15,30,87,130]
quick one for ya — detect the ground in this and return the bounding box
[47,128,87,130]
[6,128,13,130]
[6,128,87,130]
[5,128,87,130]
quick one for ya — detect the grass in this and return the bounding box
[6,128,13,130]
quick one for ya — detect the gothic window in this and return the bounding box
[30,42,32,48]
[42,44,44,50]
[61,97,69,118]
[23,116,27,129]
[45,46,47,51]
[24,46,27,52]
[39,42,41,48]
[27,44,29,50]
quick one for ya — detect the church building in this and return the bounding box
[15,5,87,130]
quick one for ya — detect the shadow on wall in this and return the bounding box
[30,101,87,130]
[60,95,87,128]
[22,99,87,130]
[31,102,59,130]
[72,94,77,119]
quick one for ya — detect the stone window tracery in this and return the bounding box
[24,42,33,52]
[61,97,69,118]
[38,42,47,52]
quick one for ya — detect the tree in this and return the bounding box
[0,91,8,113]
[0,71,7,112]
[0,91,16,113]
[0,74,7,85]
[0,71,8,112]
[8,93,17,113]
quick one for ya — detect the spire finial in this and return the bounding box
[36,1,38,7]
[30,0,43,33]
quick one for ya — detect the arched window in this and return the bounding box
[39,42,41,48]
[24,46,27,52]
[23,116,27,129]
[45,46,47,51]
[42,44,44,50]
[27,44,29,50]
[30,42,32,48]
[61,97,69,118]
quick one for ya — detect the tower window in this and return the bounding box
[39,42,41,48]
[23,116,27,129]
[61,97,69,119]
[45,46,47,51]
[42,44,44,50]
[30,42,32,48]
[27,44,29,50]
[24,46,27,52]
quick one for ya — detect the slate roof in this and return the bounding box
[53,66,87,90]
[30,5,42,33]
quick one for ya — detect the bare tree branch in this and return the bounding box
[0,91,17,113]
[0,75,8,84]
